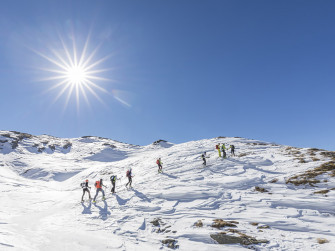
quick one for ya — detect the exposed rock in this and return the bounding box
[161,239,178,249]
[153,139,167,145]
[63,142,72,149]
[210,232,268,245]
[49,145,56,151]
[11,140,19,149]
[102,143,116,148]
[38,147,45,153]
[17,133,33,141]
[150,218,161,227]
[194,220,203,227]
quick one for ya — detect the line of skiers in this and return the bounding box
[81,145,235,201]
[201,144,236,166]
[81,168,133,202]
[215,143,235,159]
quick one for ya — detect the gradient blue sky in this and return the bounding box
[0,0,334,150]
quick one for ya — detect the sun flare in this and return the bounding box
[34,33,113,110]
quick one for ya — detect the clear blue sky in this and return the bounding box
[0,0,334,150]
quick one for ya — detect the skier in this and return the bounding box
[81,179,92,202]
[201,152,207,166]
[93,178,106,203]
[110,175,118,193]
[156,158,163,173]
[221,144,227,159]
[125,168,133,188]
[230,144,235,157]
[216,143,221,157]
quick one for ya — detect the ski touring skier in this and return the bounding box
[221,144,227,159]
[125,168,133,188]
[230,144,235,157]
[81,179,92,202]
[216,143,221,157]
[110,175,118,193]
[93,178,106,203]
[201,152,207,166]
[156,158,163,173]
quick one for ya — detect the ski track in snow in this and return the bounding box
[0,132,335,250]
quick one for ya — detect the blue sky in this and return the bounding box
[0,0,334,150]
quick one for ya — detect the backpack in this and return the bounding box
[95,181,101,188]
[110,175,116,182]
[216,145,219,149]
[126,170,130,177]
[156,159,160,164]
[80,182,86,188]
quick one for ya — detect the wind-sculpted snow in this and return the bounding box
[0,132,334,250]
[86,148,128,162]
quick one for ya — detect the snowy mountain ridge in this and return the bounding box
[0,130,334,250]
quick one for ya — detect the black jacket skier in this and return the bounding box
[110,175,117,193]
[81,180,92,202]
[126,169,133,188]
[201,152,207,166]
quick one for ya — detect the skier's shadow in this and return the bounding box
[81,201,92,214]
[133,188,151,203]
[115,194,129,205]
[93,201,111,221]
[161,172,177,179]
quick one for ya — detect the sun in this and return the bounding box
[34,33,113,110]
[66,65,87,85]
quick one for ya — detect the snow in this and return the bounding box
[0,131,334,250]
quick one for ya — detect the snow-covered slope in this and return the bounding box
[0,131,334,250]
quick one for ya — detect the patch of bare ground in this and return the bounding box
[320,151,335,160]
[307,148,321,156]
[313,189,330,195]
[255,186,269,193]
[296,158,307,163]
[269,178,278,183]
[212,219,239,229]
[238,152,252,157]
[286,161,335,187]
[285,147,304,157]
[194,220,203,227]
[250,142,268,146]
[317,238,329,244]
